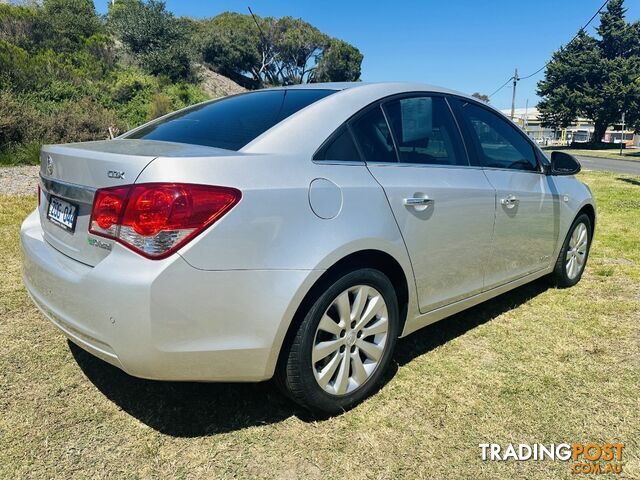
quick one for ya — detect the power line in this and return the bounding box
[519,0,610,80]
[517,64,547,82]
[488,75,514,98]
[487,0,610,98]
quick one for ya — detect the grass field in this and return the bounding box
[543,147,640,161]
[0,171,638,479]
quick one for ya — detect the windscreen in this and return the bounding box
[126,89,336,151]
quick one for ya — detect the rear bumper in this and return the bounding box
[21,209,322,381]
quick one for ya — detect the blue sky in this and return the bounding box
[95,0,639,110]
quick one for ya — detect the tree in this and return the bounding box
[197,12,262,88]
[537,0,640,144]
[40,0,103,52]
[313,39,363,82]
[197,12,363,88]
[0,4,39,51]
[108,0,192,81]
[274,16,327,84]
[471,92,490,103]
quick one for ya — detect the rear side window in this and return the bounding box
[350,106,397,163]
[314,127,361,162]
[382,96,468,166]
[452,99,538,171]
[127,89,336,151]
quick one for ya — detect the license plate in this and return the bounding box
[47,196,78,233]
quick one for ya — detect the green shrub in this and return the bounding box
[85,33,117,69]
[108,0,192,81]
[109,69,158,127]
[111,69,156,103]
[0,90,36,147]
[39,0,103,52]
[0,4,39,51]
[42,97,121,144]
[38,79,81,102]
[147,93,173,120]
[138,44,192,81]
[0,141,42,166]
[163,82,208,109]
[0,39,34,91]
[0,91,122,165]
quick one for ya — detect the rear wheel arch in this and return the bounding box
[275,249,409,374]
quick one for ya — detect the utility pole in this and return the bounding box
[510,68,519,121]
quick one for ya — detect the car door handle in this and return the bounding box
[404,197,434,209]
[500,194,519,209]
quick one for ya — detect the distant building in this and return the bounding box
[500,107,637,147]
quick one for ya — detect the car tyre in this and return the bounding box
[550,213,592,288]
[277,268,399,414]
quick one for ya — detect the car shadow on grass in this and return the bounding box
[617,177,640,186]
[69,342,302,437]
[392,278,550,367]
[70,278,550,437]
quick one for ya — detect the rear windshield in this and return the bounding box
[126,89,336,151]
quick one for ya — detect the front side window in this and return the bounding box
[452,99,538,171]
[127,89,336,151]
[382,96,467,166]
[350,106,397,163]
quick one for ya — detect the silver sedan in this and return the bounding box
[21,83,595,413]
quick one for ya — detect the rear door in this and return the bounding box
[450,98,557,288]
[353,95,496,313]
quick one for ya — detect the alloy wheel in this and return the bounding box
[311,285,389,396]
[566,222,588,279]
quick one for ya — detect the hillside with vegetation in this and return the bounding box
[0,0,363,165]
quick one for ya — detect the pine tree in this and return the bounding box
[537,0,640,144]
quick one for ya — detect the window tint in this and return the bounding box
[350,106,397,163]
[127,89,336,151]
[382,96,467,166]
[453,100,538,171]
[314,127,361,161]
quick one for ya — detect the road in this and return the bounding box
[576,156,640,175]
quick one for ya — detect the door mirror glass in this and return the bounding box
[550,151,581,175]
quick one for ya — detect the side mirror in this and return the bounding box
[548,151,581,176]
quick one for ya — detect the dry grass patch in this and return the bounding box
[0,171,638,479]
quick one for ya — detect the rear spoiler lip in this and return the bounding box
[42,139,238,159]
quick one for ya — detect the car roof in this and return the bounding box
[242,82,479,155]
[266,81,466,97]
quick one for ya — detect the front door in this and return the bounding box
[350,95,496,313]
[450,98,557,287]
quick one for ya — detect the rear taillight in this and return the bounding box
[89,183,241,259]
[37,184,41,206]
